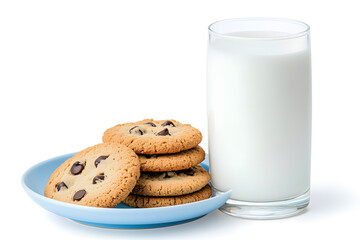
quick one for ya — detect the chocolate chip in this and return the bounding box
[56,182,68,191]
[129,126,144,135]
[161,121,175,127]
[146,122,156,127]
[73,190,86,201]
[156,128,171,136]
[129,126,138,132]
[144,155,152,159]
[178,168,195,176]
[93,173,105,184]
[70,161,84,175]
[95,155,109,167]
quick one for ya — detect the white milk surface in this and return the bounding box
[207,31,311,202]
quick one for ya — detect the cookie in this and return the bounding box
[102,119,202,155]
[138,146,205,172]
[131,165,210,196]
[44,143,140,208]
[124,185,212,208]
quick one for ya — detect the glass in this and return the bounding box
[207,18,311,219]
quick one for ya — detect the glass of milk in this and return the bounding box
[207,18,311,219]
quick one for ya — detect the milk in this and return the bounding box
[207,31,311,202]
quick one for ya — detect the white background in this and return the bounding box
[1,0,359,239]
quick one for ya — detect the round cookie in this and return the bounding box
[124,185,212,208]
[131,165,210,196]
[138,146,205,172]
[102,119,202,155]
[44,143,140,208]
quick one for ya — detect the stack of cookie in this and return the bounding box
[102,119,212,208]
[44,119,211,208]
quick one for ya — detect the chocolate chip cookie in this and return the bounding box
[102,119,202,155]
[138,146,205,172]
[131,165,210,196]
[44,143,140,208]
[123,185,212,208]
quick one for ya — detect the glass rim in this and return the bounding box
[208,18,310,41]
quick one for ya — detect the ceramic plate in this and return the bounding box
[22,152,230,228]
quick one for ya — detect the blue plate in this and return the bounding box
[22,152,231,229]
